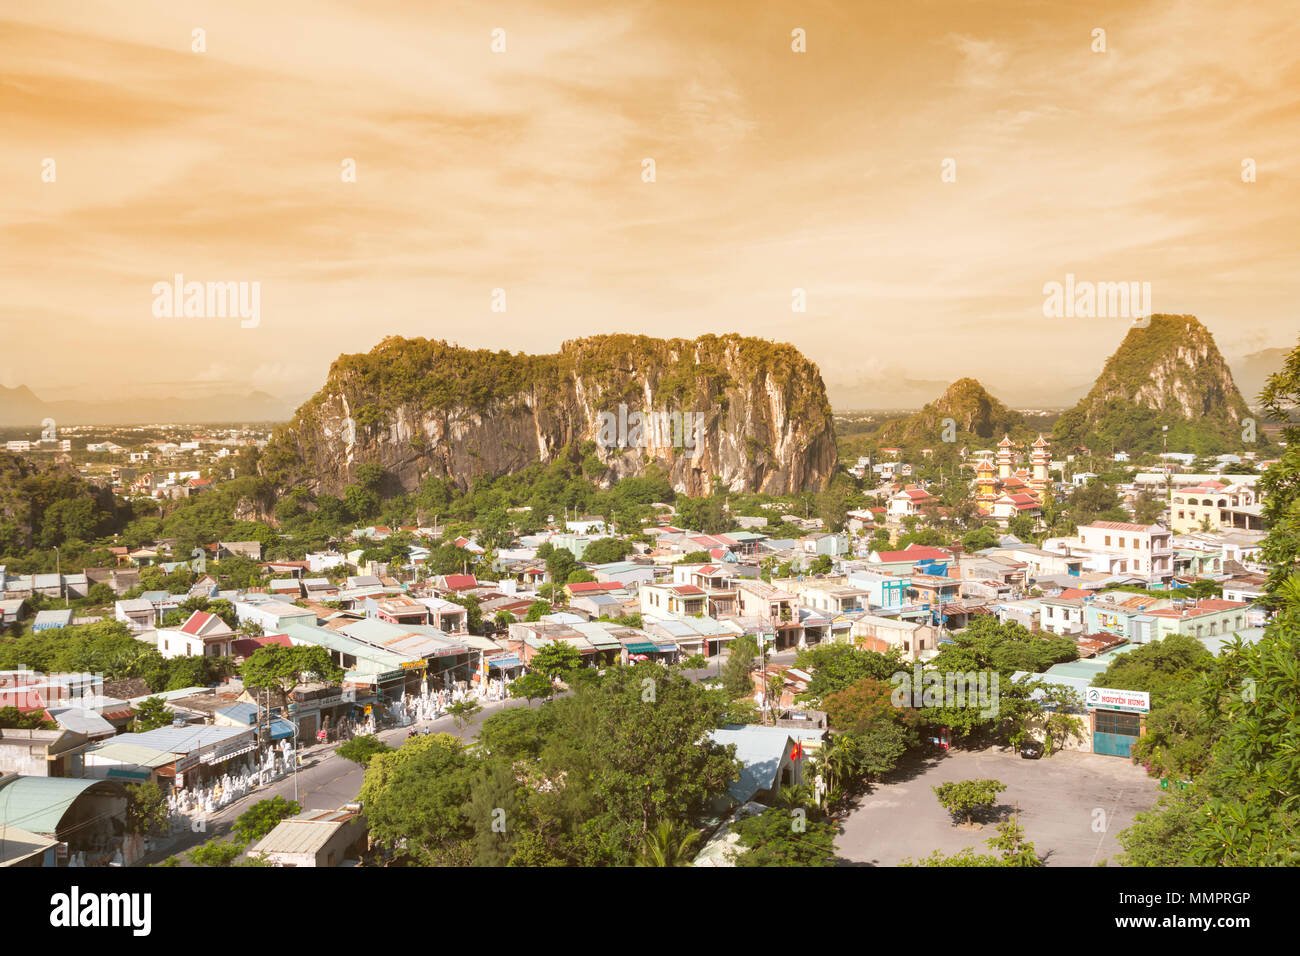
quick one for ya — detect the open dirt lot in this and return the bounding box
[835,746,1162,866]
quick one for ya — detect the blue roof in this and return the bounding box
[708,726,797,803]
[216,702,259,725]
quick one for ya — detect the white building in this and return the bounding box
[1042,521,1173,585]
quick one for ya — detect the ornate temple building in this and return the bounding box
[971,434,1053,524]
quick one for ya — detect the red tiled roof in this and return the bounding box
[232,634,293,658]
[442,574,477,590]
[567,581,622,593]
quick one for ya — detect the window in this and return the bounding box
[1105,536,1111,546]
[1118,538,1125,548]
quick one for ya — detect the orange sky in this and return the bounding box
[2,0,1298,409]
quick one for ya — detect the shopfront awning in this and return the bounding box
[623,642,659,654]
[106,768,151,781]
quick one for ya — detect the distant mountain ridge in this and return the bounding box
[0,384,300,426]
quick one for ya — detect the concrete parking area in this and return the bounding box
[835,746,1161,867]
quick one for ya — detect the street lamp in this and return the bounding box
[291,719,300,803]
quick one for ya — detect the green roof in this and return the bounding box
[0,776,125,836]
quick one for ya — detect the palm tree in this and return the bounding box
[773,783,814,812]
[636,821,701,867]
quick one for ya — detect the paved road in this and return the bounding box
[142,694,529,865]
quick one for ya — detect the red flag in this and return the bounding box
[791,743,802,761]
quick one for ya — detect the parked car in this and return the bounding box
[1019,740,1043,759]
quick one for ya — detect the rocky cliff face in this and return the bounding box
[1053,314,1261,453]
[261,334,838,497]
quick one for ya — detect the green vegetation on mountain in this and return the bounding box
[260,333,837,499]
[1053,315,1262,455]
[874,378,1025,446]
[0,451,121,555]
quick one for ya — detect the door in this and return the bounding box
[1093,710,1141,757]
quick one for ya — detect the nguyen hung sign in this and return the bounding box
[1085,687,1150,713]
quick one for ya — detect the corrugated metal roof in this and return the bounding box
[250,816,356,856]
[88,741,178,768]
[48,707,116,737]
[0,776,124,835]
[116,724,250,754]
[0,823,59,866]
[708,726,795,803]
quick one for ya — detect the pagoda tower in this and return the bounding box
[974,457,998,512]
[1030,434,1050,490]
[996,435,1016,480]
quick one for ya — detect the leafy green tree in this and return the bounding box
[0,706,57,730]
[794,643,902,700]
[528,641,583,685]
[523,599,551,622]
[466,758,526,866]
[508,671,554,706]
[336,734,394,766]
[581,537,633,564]
[961,525,999,552]
[359,733,477,865]
[933,779,1007,827]
[446,699,483,739]
[531,665,740,865]
[233,796,302,843]
[478,705,553,759]
[903,818,1041,867]
[130,696,174,732]
[188,838,243,866]
[240,645,344,716]
[721,635,758,699]
[544,547,579,583]
[1092,633,1214,708]
[730,807,837,867]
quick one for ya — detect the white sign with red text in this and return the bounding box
[1085,687,1150,713]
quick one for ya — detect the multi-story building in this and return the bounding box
[1043,521,1173,585]
[1169,480,1263,533]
